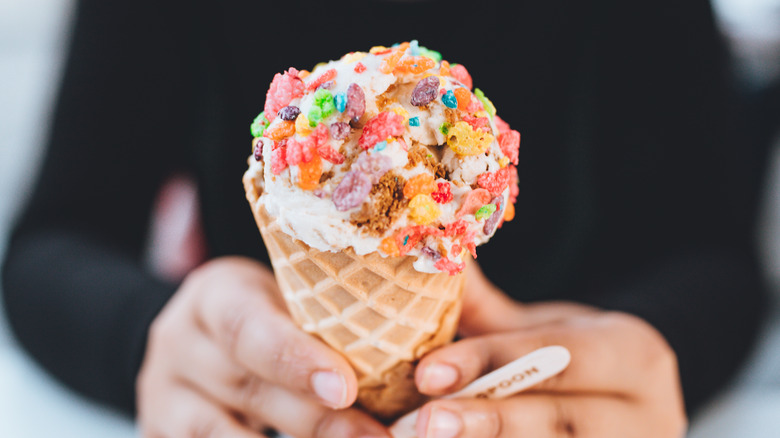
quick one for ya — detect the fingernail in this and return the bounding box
[427,408,462,438]
[420,363,459,392]
[311,370,347,407]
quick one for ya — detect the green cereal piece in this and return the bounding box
[439,122,451,135]
[474,88,496,118]
[313,88,336,119]
[308,106,322,127]
[475,203,497,220]
[250,112,268,137]
[419,46,443,62]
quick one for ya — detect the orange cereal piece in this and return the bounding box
[298,70,310,79]
[394,56,436,74]
[380,42,410,74]
[264,120,295,141]
[380,236,400,257]
[297,153,322,190]
[503,202,515,222]
[439,60,450,77]
[454,87,472,111]
[403,174,437,199]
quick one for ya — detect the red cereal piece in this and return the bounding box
[434,257,466,275]
[354,62,367,73]
[462,114,490,132]
[297,153,322,190]
[477,167,512,195]
[307,123,344,164]
[449,64,473,90]
[271,144,288,175]
[286,137,316,165]
[494,115,511,136]
[358,111,405,149]
[439,88,447,95]
[498,130,521,165]
[466,96,484,114]
[431,182,454,204]
[456,189,492,217]
[443,219,468,237]
[462,230,477,258]
[306,68,337,92]
[264,68,305,121]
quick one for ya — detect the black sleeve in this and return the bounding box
[574,0,768,414]
[2,0,194,414]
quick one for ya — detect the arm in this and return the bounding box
[2,0,193,413]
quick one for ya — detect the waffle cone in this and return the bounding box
[244,172,465,420]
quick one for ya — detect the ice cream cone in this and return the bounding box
[244,172,466,420]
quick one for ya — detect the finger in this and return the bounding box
[139,383,268,438]
[173,334,389,438]
[415,395,654,438]
[190,259,359,408]
[417,313,675,396]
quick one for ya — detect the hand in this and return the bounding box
[411,261,687,438]
[137,256,389,438]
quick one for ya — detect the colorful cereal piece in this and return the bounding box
[448,64,473,90]
[286,137,315,165]
[474,88,496,118]
[334,93,347,113]
[446,121,494,156]
[434,257,466,275]
[264,120,295,141]
[313,88,336,119]
[296,113,312,136]
[329,122,350,140]
[250,112,269,137]
[421,246,442,261]
[358,111,405,149]
[503,201,516,222]
[403,174,437,199]
[278,106,301,121]
[394,56,436,74]
[409,116,420,127]
[498,130,521,165]
[418,46,442,62]
[253,137,263,161]
[409,194,440,225]
[461,114,490,132]
[411,76,440,107]
[483,196,503,235]
[380,42,410,74]
[370,45,391,54]
[409,40,420,56]
[442,90,458,109]
[380,236,400,257]
[346,83,366,122]
[443,219,468,237]
[271,142,288,175]
[453,87,471,111]
[332,170,372,211]
[342,52,366,63]
[456,188,492,217]
[306,68,337,92]
[475,203,497,221]
[477,167,512,195]
[353,152,392,184]
[439,60,450,77]
[265,68,305,121]
[297,153,322,190]
[354,62,367,73]
[494,114,511,135]
[431,182,453,204]
[499,157,510,168]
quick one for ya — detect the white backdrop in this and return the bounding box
[0,1,778,437]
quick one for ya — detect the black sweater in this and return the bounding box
[2,0,766,417]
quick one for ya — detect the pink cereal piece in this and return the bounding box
[358,111,405,149]
[434,257,466,275]
[286,137,316,165]
[456,188,492,217]
[509,165,519,203]
[494,115,511,136]
[449,64,473,90]
[354,62,367,73]
[499,129,521,165]
[462,114,490,132]
[264,68,305,121]
[271,144,288,175]
[310,123,345,164]
[439,88,447,95]
[477,167,512,195]
[306,68,337,92]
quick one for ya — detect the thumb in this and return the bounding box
[459,259,526,336]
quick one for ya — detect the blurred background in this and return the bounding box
[0,0,778,436]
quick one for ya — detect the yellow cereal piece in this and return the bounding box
[409,194,440,225]
[499,157,510,168]
[446,121,494,156]
[370,45,389,54]
[295,114,312,136]
[390,106,410,123]
[342,52,367,63]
